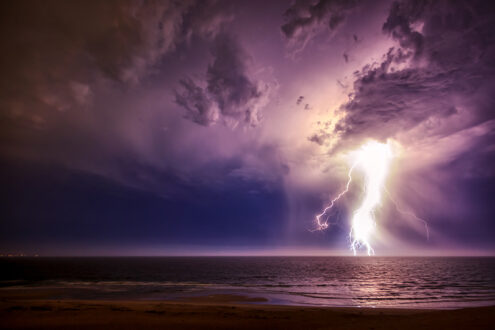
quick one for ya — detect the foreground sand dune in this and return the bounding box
[0,294,493,330]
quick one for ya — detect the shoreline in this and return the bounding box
[1,285,494,310]
[1,294,494,330]
[2,285,495,310]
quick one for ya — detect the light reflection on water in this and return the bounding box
[1,257,494,308]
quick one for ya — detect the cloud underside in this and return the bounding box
[307,0,495,154]
[175,34,270,127]
[0,0,232,129]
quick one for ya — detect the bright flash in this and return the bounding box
[349,141,393,255]
[315,140,394,256]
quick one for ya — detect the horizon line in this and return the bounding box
[3,254,495,258]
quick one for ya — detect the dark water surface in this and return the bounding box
[1,257,494,308]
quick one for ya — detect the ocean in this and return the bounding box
[1,257,494,308]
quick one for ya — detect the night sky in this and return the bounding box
[1,0,495,256]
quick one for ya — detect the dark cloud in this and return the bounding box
[296,96,312,110]
[175,78,219,126]
[308,121,333,145]
[175,34,271,127]
[331,0,495,149]
[308,132,329,145]
[281,0,360,54]
[382,0,425,59]
[0,0,231,119]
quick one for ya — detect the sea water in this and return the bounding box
[1,257,494,308]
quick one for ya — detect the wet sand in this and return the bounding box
[0,293,493,330]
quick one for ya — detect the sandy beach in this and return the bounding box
[1,293,493,330]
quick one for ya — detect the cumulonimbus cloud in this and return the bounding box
[308,0,495,155]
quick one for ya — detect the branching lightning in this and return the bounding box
[385,188,430,241]
[314,162,358,231]
[314,140,394,255]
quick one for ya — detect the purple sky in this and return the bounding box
[1,0,495,255]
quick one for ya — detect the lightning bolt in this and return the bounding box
[314,162,358,231]
[314,140,393,256]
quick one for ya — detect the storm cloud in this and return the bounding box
[1,0,494,254]
[175,34,271,127]
[0,0,239,188]
[0,0,231,117]
[313,0,495,152]
[281,0,360,54]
